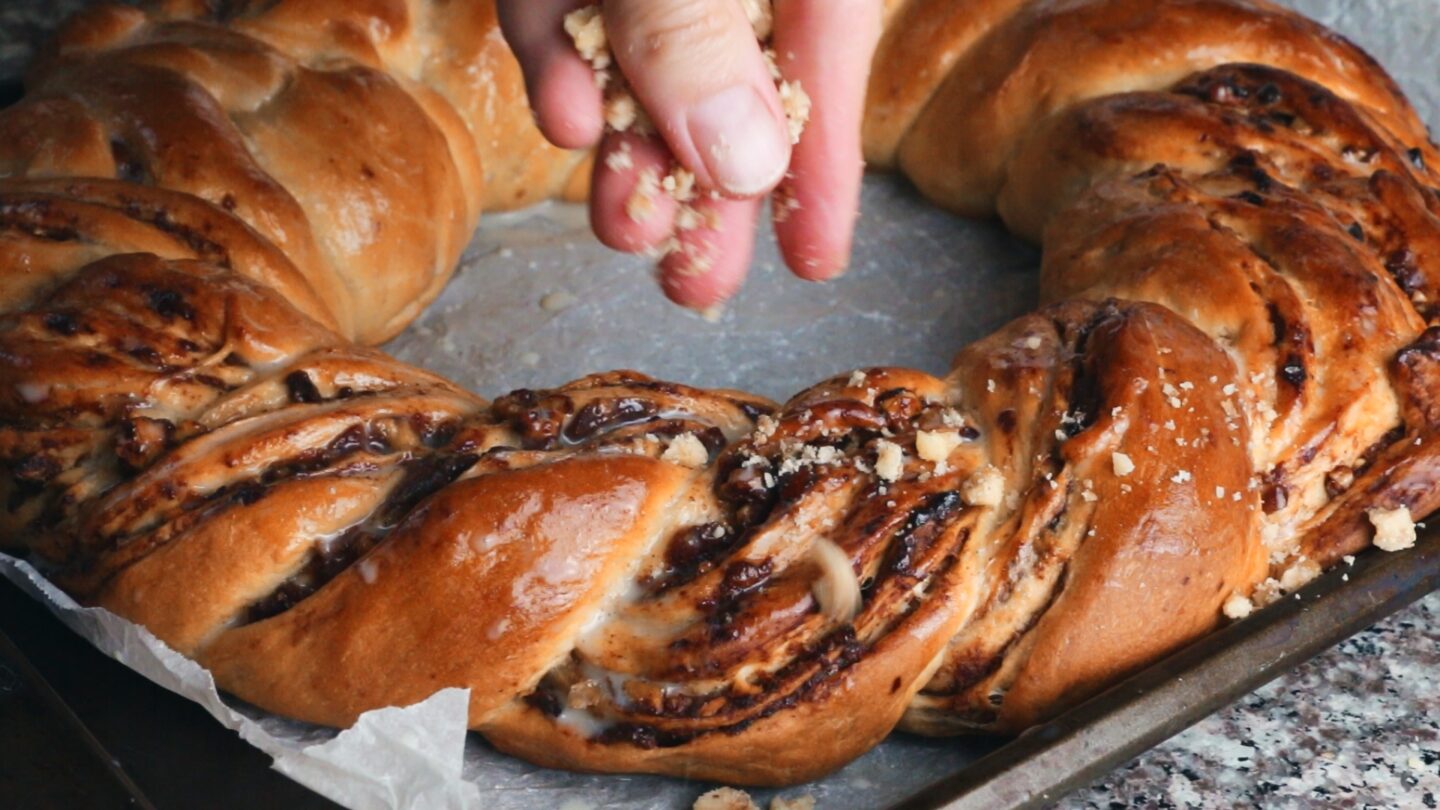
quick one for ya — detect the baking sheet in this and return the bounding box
[2,1,1438,808]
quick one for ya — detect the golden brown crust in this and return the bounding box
[862,0,1028,168]
[897,0,1429,217]
[201,455,694,728]
[1,0,1437,788]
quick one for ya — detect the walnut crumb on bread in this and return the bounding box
[961,464,1005,507]
[874,439,904,481]
[1111,452,1135,476]
[662,433,710,468]
[916,429,962,474]
[1368,506,1417,551]
[1222,593,1254,619]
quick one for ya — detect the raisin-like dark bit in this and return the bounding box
[492,389,572,449]
[13,454,62,483]
[416,417,459,449]
[229,481,268,506]
[1265,111,1296,128]
[717,559,772,600]
[1409,147,1427,170]
[127,345,166,368]
[1324,467,1355,498]
[875,388,924,430]
[524,689,563,718]
[648,522,736,592]
[41,312,80,336]
[146,288,195,321]
[1280,355,1307,387]
[1256,83,1281,104]
[1233,163,1274,192]
[284,370,323,404]
[1262,481,1289,514]
[1347,222,1365,242]
[1266,302,1289,347]
[735,400,773,422]
[996,409,1018,433]
[115,416,176,470]
[109,137,150,185]
[1386,247,1424,294]
[563,397,658,442]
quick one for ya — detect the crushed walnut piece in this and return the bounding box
[961,464,1005,507]
[605,92,642,132]
[564,7,608,69]
[740,0,774,39]
[627,167,660,223]
[604,139,634,172]
[915,429,963,474]
[693,787,759,810]
[662,433,710,468]
[1368,505,1417,551]
[1111,451,1135,476]
[691,789,816,810]
[874,439,904,482]
[772,182,801,222]
[777,79,811,144]
[1222,593,1254,619]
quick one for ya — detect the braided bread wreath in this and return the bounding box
[3,0,1439,790]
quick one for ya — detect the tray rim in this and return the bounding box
[894,528,1440,809]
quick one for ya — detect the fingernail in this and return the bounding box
[687,85,789,197]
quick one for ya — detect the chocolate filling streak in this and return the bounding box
[240,451,479,624]
[236,377,760,625]
[514,385,982,748]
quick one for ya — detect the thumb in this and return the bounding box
[604,0,791,197]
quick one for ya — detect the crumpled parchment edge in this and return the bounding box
[0,551,483,810]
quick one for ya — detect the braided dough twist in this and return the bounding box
[3,0,1439,786]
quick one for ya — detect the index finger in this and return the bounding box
[770,0,883,281]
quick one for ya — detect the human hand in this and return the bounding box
[498,0,882,310]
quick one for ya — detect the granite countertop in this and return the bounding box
[1,2,1437,808]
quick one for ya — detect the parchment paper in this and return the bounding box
[3,1,1437,807]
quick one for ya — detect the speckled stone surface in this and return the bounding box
[0,2,1436,808]
[1062,594,1440,808]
